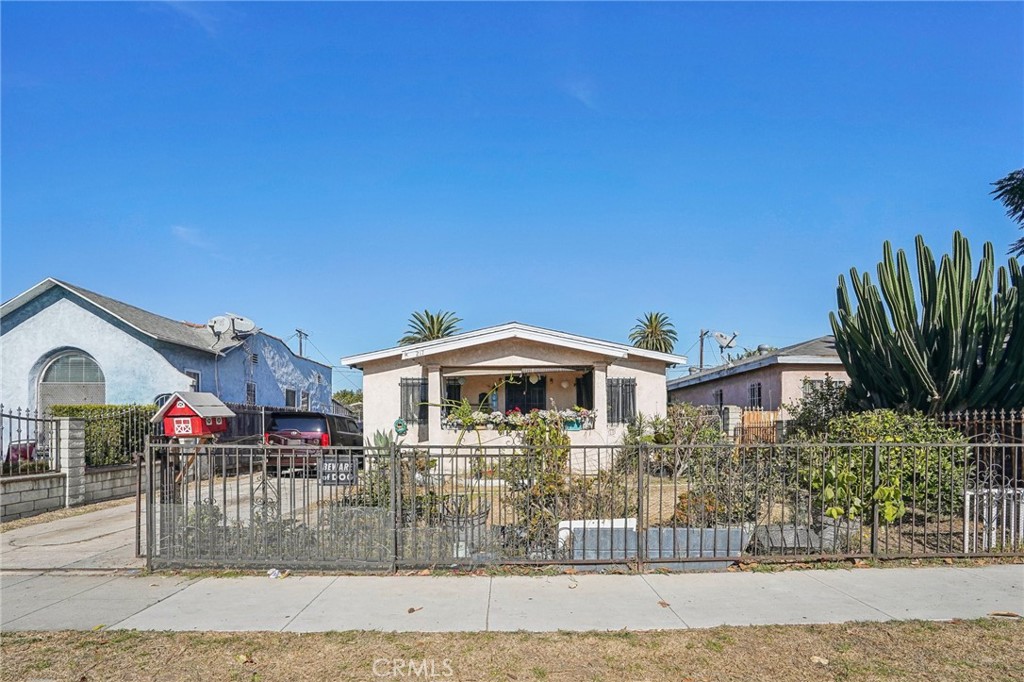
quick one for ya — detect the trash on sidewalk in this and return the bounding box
[266,569,291,579]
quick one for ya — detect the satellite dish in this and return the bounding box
[712,331,739,351]
[226,313,257,336]
[208,316,232,336]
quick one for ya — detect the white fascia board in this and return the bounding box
[668,356,779,389]
[343,322,688,368]
[777,355,844,365]
[667,354,843,390]
[400,327,629,361]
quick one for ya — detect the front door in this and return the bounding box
[504,375,546,412]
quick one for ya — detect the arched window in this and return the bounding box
[38,352,105,413]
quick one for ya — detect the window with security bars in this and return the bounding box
[712,388,724,409]
[300,390,310,410]
[246,382,257,405]
[748,382,762,408]
[400,378,428,423]
[606,378,637,424]
[443,378,462,417]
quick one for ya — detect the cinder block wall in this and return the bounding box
[84,465,137,504]
[1,473,66,521]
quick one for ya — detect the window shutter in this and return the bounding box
[606,378,636,424]
[623,378,636,422]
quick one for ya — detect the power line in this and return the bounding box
[303,335,363,392]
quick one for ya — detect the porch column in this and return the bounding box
[426,364,442,442]
[593,362,608,434]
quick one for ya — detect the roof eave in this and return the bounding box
[668,355,844,390]
[342,323,688,368]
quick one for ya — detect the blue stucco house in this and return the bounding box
[1,278,332,413]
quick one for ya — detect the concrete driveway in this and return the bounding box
[0,500,144,571]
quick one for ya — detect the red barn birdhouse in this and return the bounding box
[152,392,235,439]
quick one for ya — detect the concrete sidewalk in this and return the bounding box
[1,565,1021,632]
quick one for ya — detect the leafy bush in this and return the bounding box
[50,404,157,467]
[501,413,633,555]
[621,403,727,476]
[800,410,969,522]
[666,443,775,527]
[784,376,851,439]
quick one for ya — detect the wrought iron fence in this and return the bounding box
[145,441,1023,570]
[0,406,60,477]
[77,405,159,467]
[935,408,1023,444]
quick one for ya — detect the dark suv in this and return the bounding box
[264,411,362,473]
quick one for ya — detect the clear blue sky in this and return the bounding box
[2,2,1021,389]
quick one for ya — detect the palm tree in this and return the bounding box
[992,168,1024,256]
[398,310,462,345]
[629,312,678,353]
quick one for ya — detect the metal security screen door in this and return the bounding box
[504,375,546,412]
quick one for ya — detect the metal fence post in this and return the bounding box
[636,444,646,571]
[135,437,144,558]
[390,441,400,573]
[145,438,155,571]
[871,442,880,557]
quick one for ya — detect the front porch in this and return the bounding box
[411,363,624,447]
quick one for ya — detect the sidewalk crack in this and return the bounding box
[485,577,493,632]
[802,571,897,619]
[280,577,338,632]
[640,575,689,628]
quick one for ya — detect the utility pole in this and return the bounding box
[698,329,710,370]
[296,329,308,357]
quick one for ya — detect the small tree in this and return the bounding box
[332,389,362,405]
[784,376,850,439]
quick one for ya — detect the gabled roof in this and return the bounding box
[151,392,236,422]
[341,322,688,369]
[667,335,842,391]
[1,278,245,354]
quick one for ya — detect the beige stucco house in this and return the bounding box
[342,323,687,447]
[667,336,849,417]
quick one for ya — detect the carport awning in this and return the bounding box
[443,367,587,377]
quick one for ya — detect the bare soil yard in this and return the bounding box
[1,618,1021,682]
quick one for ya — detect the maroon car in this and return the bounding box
[263,411,361,473]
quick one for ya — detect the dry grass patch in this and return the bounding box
[2,619,1022,681]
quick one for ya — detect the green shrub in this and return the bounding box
[50,404,157,467]
[500,413,634,555]
[784,376,851,440]
[800,410,969,522]
[621,403,727,476]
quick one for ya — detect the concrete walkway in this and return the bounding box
[1,501,144,571]
[1,565,1021,632]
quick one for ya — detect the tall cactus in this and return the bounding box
[830,231,1023,413]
